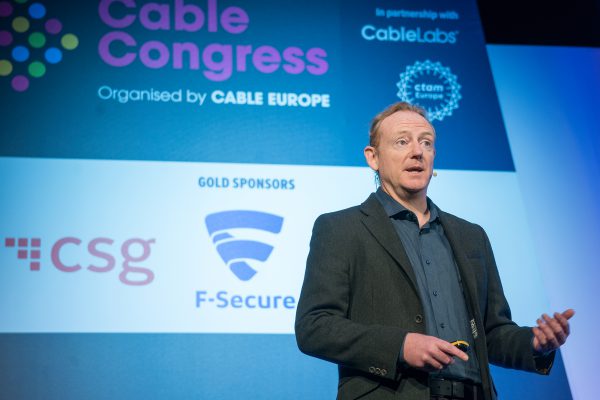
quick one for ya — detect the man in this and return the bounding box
[295,102,574,400]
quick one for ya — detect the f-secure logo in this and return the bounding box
[205,210,284,281]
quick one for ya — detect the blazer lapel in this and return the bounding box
[440,211,494,400]
[439,212,480,320]
[359,194,420,295]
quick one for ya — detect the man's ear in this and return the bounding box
[364,146,379,171]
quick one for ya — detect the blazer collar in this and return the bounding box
[358,194,481,320]
[359,193,419,294]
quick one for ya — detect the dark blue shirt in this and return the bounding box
[375,188,481,383]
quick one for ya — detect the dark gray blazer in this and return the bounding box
[295,193,553,400]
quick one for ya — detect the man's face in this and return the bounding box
[365,110,436,198]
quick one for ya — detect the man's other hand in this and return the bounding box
[532,309,575,354]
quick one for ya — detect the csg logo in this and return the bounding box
[3,236,155,286]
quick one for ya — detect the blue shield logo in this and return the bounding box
[205,210,284,281]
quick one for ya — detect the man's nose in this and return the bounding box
[409,141,423,158]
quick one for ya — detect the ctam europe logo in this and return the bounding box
[204,210,283,281]
[397,59,461,122]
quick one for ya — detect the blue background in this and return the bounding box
[1,0,511,170]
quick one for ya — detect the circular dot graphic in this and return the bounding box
[12,45,29,62]
[28,31,45,48]
[0,1,14,17]
[45,18,62,34]
[44,47,61,63]
[28,60,45,77]
[12,16,30,32]
[0,30,12,46]
[12,75,29,91]
[28,3,45,19]
[61,33,78,50]
[0,59,13,76]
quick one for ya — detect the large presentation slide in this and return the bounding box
[2,1,597,398]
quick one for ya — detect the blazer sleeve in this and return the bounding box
[294,214,407,380]
[480,227,555,374]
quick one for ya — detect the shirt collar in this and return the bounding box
[375,187,440,222]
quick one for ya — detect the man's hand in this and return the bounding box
[532,309,575,354]
[403,332,469,371]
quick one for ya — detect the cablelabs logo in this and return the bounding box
[98,0,329,82]
[3,236,156,286]
[0,0,79,92]
[361,25,458,44]
[397,60,461,121]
